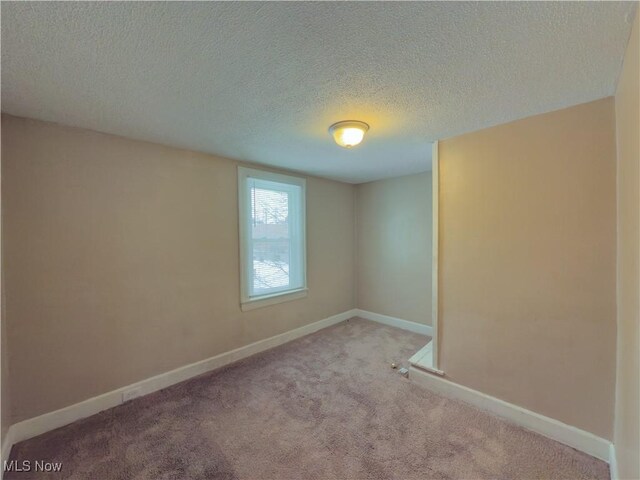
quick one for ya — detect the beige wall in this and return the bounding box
[439,98,617,439]
[614,10,639,479]
[1,115,356,423]
[356,173,432,325]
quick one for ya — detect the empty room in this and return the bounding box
[0,1,638,479]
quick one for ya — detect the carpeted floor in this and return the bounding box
[8,317,608,479]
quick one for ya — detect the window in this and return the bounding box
[238,167,307,310]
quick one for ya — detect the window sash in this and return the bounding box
[238,167,306,306]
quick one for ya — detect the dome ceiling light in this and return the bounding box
[329,120,369,148]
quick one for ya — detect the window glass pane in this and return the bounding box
[250,185,290,294]
[239,167,305,305]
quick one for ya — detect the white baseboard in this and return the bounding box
[6,309,358,451]
[609,443,618,480]
[409,366,612,462]
[355,309,432,336]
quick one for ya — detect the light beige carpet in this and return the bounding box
[7,317,608,479]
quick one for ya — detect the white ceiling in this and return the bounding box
[1,2,636,184]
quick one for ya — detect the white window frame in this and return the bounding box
[238,166,307,311]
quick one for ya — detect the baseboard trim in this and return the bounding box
[6,309,358,450]
[609,443,618,480]
[409,366,612,462]
[355,309,432,336]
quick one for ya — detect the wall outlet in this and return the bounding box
[121,387,142,403]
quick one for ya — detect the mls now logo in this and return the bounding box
[4,460,63,472]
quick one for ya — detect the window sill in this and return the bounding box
[240,288,308,312]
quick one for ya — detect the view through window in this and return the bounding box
[251,186,291,292]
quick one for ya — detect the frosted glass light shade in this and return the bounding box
[329,121,369,148]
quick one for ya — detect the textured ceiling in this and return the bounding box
[1,2,636,183]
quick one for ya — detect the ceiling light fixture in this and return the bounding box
[329,120,369,148]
